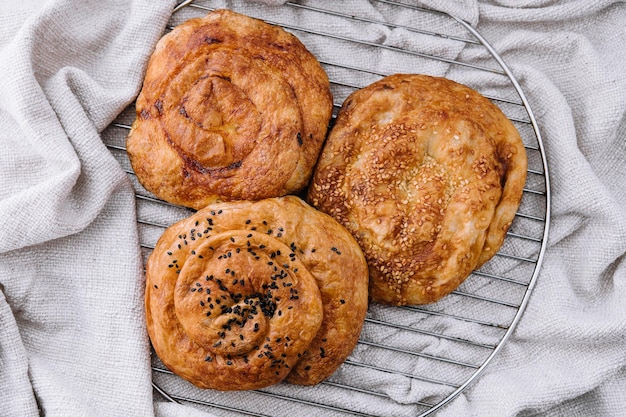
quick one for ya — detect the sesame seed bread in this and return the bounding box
[308,74,527,305]
[145,196,369,390]
[126,9,333,210]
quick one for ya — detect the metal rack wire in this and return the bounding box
[102,1,550,415]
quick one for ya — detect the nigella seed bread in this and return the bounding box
[145,196,369,389]
[308,74,527,305]
[127,9,333,210]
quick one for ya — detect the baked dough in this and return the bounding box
[145,196,369,390]
[308,74,527,305]
[127,9,333,210]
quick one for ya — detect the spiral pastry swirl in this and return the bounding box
[308,74,527,305]
[145,196,369,390]
[127,10,333,210]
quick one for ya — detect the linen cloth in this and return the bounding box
[0,1,176,416]
[1,1,625,417]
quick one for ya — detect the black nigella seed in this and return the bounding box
[230,237,235,243]
[267,229,272,235]
[218,210,223,214]
[191,250,196,255]
[190,288,197,292]
[297,132,303,146]
[311,248,316,253]
[205,356,213,362]
[227,360,233,366]
[198,255,204,259]
[245,219,251,224]
[340,299,346,304]
[153,285,158,289]
[167,251,172,256]
[305,366,311,371]
[263,220,268,225]
[168,264,173,268]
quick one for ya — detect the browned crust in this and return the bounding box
[145,196,369,389]
[127,9,332,210]
[308,74,527,305]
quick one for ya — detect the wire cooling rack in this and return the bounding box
[102,1,550,415]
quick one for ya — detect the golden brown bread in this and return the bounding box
[308,74,527,305]
[145,196,369,390]
[127,9,333,210]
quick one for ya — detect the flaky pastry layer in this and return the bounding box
[145,196,369,390]
[308,74,527,305]
[127,9,332,210]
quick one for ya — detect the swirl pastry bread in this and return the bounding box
[308,74,527,305]
[145,196,369,390]
[127,9,333,210]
